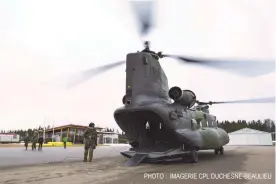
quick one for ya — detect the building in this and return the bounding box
[271,132,275,141]
[38,124,118,144]
[0,133,20,143]
[227,128,273,146]
[271,132,275,145]
[102,132,119,144]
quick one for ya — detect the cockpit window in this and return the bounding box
[201,105,209,113]
[207,120,213,127]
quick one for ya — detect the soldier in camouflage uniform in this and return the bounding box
[23,133,30,150]
[83,122,98,162]
[31,131,38,150]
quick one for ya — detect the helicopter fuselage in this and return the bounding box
[113,51,229,163]
[114,102,229,151]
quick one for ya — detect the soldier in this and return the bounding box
[83,122,98,162]
[23,133,30,150]
[31,131,38,150]
[38,136,44,151]
[62,136,67,149]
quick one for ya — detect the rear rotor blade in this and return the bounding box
[130,0,155,37]
[198,96,275,105]
[66,61,125,88]
[213,96,275,104]
[163,54,275,77]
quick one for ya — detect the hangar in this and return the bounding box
[227,128,273,146]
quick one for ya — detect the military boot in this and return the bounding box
[83,150,88,162]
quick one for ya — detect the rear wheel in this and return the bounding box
[219,146,224,155]
[214,149,219,154]
[190,148,198,163]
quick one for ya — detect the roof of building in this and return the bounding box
[39,124,103,132]
[229,128,271,135]
[101,132,119,134]
[0,133,17,135]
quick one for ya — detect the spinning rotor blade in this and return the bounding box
[130,0,155,36]
[66,61,125,88]
[197,96,275,105]
[163,54,275,77]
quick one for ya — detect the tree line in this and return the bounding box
[217,119,275,133]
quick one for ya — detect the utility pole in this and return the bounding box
[43,116,46,142]
[52,119,55,142]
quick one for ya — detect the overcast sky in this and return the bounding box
[0,0,274,131]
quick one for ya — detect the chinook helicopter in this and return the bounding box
[112,41,274,166]
[49,1,275,166]
[63,39,274,166]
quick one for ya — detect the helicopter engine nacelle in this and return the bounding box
[168,86,197,108]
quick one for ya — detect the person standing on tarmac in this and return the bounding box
[38,136,44,151]
[62,136,67,149]
[31,131,38,150]
[23,133,30,151]
[83,122,98,162]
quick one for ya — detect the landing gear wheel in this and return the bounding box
[214,149,219,154]
[189,148,198,163]
[219,147,224,155]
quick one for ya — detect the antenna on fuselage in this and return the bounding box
[146,122,150,129]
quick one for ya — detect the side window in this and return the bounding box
[200,121,203,128]
[207,119,213,127]
[201,118,207,127]
[13,135,17,139]
[213,121,217,127]
[196,120,202,128]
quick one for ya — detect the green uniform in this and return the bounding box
[83,127,97,162]
[62,137,67,149]
[31,135,37,150]
[23,136,30,150]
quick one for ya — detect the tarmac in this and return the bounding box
[0,144,130,168]
[0,145,275,184]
